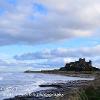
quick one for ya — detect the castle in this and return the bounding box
[60,58,94,71]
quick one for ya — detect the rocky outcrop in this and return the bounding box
[60,58,100,71]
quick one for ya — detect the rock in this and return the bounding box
[59,58,100,71]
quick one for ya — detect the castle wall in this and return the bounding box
[61,58,93,71]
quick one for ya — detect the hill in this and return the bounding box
[59,58,100,71]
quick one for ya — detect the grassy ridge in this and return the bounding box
[77,72,100,100]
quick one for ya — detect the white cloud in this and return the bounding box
[0,45,100,72]
[0,0,99,45]
[14,45,100,69]
[14,45,100,60]
[0,0,100,71]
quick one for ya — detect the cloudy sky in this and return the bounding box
[0,0,100,72]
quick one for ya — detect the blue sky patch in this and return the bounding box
[34,3,47,15]
[5,0,17,5]
[0,8,5,15]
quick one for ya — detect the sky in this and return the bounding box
[0,0,100,72]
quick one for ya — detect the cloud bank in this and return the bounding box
[0,0,100,45]
[0,0,100,71]
[14,45,100,60]
[0,45,100,72]
[14,45,100,68]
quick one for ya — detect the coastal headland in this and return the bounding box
[5,58,100,100]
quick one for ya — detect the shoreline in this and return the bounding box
[24,70,96,78]
[4,80,93,100]
[4,71,100,100]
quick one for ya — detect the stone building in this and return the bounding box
[60,58,93,71]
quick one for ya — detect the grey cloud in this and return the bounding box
[1,43,100,71]
[14,45,100,60]
[0,0,99,45]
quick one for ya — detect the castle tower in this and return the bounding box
[79,58,85,63]
[88,60,92,67]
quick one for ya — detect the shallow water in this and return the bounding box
[0,72,94,100]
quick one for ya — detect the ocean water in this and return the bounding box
[0,72,94,100]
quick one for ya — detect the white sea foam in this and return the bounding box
[0,72,94,100]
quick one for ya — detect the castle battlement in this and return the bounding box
[60,58,93,71]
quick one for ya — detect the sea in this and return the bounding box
[0,72,94,100]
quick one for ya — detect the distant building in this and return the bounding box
[59,58,95,71]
